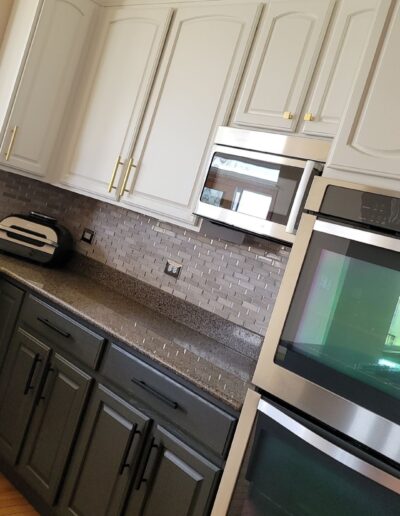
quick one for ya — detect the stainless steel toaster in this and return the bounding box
[0,212,73,266]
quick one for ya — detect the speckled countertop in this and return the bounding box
[0,254,256,410]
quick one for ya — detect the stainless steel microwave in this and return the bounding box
[195,127,330,244]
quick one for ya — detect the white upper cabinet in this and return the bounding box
[120,2,262,226]
[0,1,13,46]
[230,0,334,133]
[301,0,381,138]
[325,0,399,188]
[58,5,173,199]
[0,0,40,142]
[0,0,95,178]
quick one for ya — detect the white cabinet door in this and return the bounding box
[58,5,173,199]
[325,0,398,188]
[230,0,334,133]
[0,0,40,143]
[0,0,13,46]
[301,0,383,138]
[121,3,262,226]
[0,0,95,178]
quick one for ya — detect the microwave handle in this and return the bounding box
[258,399,400,495]
[285,160,317,235]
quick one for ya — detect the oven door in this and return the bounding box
[215,394,400,516]
[254,210,400,463]
[195,145,321,244]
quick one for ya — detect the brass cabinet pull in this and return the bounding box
[304,112,314,122]
[283,111,294,120]
[4,126,18,161]
[119,157,136,198]
[108,155,124,193]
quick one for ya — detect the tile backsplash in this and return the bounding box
[0,170,290,335]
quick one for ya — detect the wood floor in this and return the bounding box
[0,475,38,515]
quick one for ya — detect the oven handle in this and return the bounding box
[258,399,400,494]
[314,220,400,253]
[286,160,318,235]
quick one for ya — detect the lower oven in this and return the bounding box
[212,390,400,516]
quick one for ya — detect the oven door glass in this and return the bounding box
[276,221,400,424]
[200,151,313,227]
[229,401,400,516]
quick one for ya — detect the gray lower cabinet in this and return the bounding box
[18,353,92,504]
[0,279,24,371]
[126,425,221,516]
[59,384,151,516]
[0,279,234,516]
[0,328,51,464]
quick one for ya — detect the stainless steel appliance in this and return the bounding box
[212,177,400,515]
[0,212,73,266]
[252,177,400,463]
[195,127,330,244]
[212,390,400,516]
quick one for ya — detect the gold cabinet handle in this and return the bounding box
[119,158,136,199]
[304,112,314,122]
[283,111,294,120]
[108,155,124,193]
[4,126,18,161]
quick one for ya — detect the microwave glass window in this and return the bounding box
[275,231,400,424]
[236,190,272,219]
[200,153,305,225]
[228,410,400,516]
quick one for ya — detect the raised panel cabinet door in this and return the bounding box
[59,384,151,516]
[0,0,40,142]
[58,5,173,199]
[231,0,334,132]
[0,0,96,177]
[18,353,92,504]
[301,0,383,138]
[0,0,13,46]
[326,0,399,187]
[0,279,24,372]
[0,328,50,464]
[121,3,262,227]
[126,425,221,516]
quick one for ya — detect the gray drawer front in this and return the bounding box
[102,344,236,457]
[20,295,105,369]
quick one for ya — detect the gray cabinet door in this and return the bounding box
[18,353,92,504]
[0,328,50,464]
[127,425,221,516]
[0,279,24,371]
[59,384,151,516]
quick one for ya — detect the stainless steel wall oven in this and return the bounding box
[212,177,400,515]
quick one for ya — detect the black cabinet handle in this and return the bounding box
[38,366,55,403]
[37,317,71,338]
[119,427,141,475]
[135,439,159,490]
[131,378,179,410]
[24,354,42,395]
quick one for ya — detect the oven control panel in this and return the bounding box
[320,187,400,234]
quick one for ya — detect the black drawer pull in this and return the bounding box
[37,317,71,338]
[131,378,179,410]
[24,354,42,395]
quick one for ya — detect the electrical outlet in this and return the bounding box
[81,228,95,244]
[164,260,182,279]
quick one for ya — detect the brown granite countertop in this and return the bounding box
[0,254,256,410]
